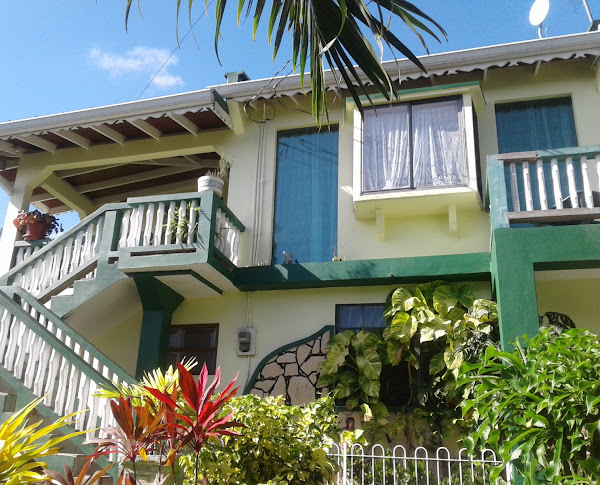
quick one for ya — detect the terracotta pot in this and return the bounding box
[22,221,49,241]
[197,175,224,198]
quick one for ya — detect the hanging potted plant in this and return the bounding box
[13,210,62,241]
[197,158,230,198]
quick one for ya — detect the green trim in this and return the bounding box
[144,269,224,295]
[234,253,491,291]
[214,195,245,232]
[134,276,184,378]
[243,325,334,394]
[127,192,206,204]
[486,155,509,229]
[348,81,481,104]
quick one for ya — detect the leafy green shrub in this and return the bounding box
[180,394,338,485]
[458,328,600,484]
[317,281,499,435]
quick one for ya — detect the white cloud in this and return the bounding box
[89,46,184,90]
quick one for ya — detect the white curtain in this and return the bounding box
[412,100,464,187]
[362,105,410,191]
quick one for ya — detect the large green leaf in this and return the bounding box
[420,317,449,342]
[317,344,349,375]
[384,311,418,343]
[432,285,460,316]
[356,348,382,380]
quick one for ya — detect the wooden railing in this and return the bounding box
[1,191,244,300]
[0,286,135,437]
[488,146,600,227]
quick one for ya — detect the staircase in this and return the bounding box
[0,190,244,474]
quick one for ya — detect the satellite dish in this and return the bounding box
[529,0,550,26]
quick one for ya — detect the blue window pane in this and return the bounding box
[362,305,386,328]
[337,304,385,332]
[273,127,339,264]
[339,306,363,329]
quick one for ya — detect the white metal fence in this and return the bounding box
[327,444,512,485]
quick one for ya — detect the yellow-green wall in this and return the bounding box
[172,282,491,389]
[536,273,600,334]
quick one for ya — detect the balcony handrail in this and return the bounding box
[497,145,600,164]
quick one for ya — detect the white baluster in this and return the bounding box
[176,200,186,244]
[23,329,41,388]
[82,223,94,263]
[566,156,579,208]
[64,365,80,415]
[94,216,104,255]
[536,159,548,210]
[509,162,521,212]
[165,201,176,245]
[188,199,199,244]
[53,358,69,415]
[43,350,61,407]
[154,202,165,246]
[0,309,13,363]
[119,210,131,248]
[522,161,533,211]
[15,248,25,267]
[143,204,155,247]
[34,339,51,396]
[60,239,74,280]
[127,206,142,247]
[76,373,90,430]
[581,156,594,208]
[551,158,563,209]
[5,320,25,372]
[71,230,84,272]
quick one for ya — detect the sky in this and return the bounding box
[0,0,596,228]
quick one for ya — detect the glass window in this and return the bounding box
[167,324,218,374]
[495,97,577,153]
[272,127,339,264]
[336,303,385,332]
[362,98,466,192]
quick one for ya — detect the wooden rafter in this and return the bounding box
[130,119,162,140]
[168,113,199,135]
[54,129,91,149]
[0,140,23,157]
[14,134,57,153]
[91,124,126,144]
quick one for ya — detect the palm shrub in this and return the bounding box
[458,328,600,484]
[0,397,87,484]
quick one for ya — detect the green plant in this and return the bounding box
[180,394,338,485]
[317,282,499,434]
[206,159,230,180]
[125,1,446,122]
[44,459,113,485]
[165,204,202,242]
[13,209,62,236]
[0,398,87,484]
[458,328,600,484]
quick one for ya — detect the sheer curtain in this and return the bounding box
[362,105,410,191]
[412,100,464,187]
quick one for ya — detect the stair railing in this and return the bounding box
[0,286,135,438]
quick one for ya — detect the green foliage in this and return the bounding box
[180,394,338,485]
[458,328,600,484]
[0,398,87,485]
[317,282,499,433]
[125,1,446,123]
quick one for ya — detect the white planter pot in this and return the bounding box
[197,175,224,198]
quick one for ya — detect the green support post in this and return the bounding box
[134,276,183,378]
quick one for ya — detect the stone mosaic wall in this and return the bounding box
[248,327,331,405]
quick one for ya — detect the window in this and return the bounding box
[362,97,466,193]
[495,97,577,153]
[336,303,417,407]
[272,127,339,264]
[167,324,218,375]
[496,98,578,211]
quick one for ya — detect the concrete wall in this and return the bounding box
[536,271,600,335]
[172,281,492,390]
[224,58,600,267]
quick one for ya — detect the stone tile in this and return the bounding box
[254,379,275,392]
[300,356,323,375]
[285,363,299,376]
[271,375,286,398]
[277,353,296,364]
[250,388,264,397]
[288,376,315,405]
[261,362,284,379]
[296,344,311,365]
[321,332,330,353]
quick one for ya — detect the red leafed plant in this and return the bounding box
[145,363,245,484]
[87,397,166,485]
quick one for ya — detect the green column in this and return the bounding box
[492,228,539,350]
[134,276,183,378]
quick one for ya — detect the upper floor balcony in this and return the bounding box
[487,145,600,230]
[0,190,244,308]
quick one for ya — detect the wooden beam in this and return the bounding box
[183,155,218,167]
[130,119,162,140]
[226,100,246,135]
[40,173,96,216]
[146,156,216,167]
[14,134,57,153]
[0,140,23,157]
[91,179,197,206]
[77,166,199,194]
[54,129,91,149]
[56,164,122,178]
[91,124,126,144]
[19,129,228,171]
[168,113,199,135]
[507,208,600,224]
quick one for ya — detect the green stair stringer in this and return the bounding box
[49,261,128,318]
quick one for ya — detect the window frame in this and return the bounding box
[167,323,219,375]
[335,303,386,333]
[361,95,466,194]
[351,82,484,220]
